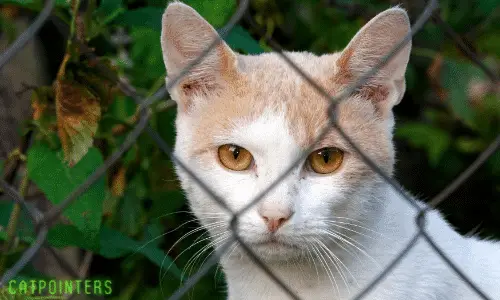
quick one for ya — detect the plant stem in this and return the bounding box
[412,47,440,60]
[69,0,81,43]
[0,170,30,275]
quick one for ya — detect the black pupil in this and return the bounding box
[321,150,330,163]
[232,146,240,160]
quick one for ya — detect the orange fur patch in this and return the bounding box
[185,52,395,177]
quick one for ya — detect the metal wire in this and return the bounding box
[0,0,56,69]
[0,0,499,299]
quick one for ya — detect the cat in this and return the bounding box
[160,2,500,300]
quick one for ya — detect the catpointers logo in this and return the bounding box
[1,279,112,299]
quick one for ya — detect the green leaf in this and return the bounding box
[0,202,35,243]
[441,60,485,126]
[184,0,236,28]
[89,0,125,38]
[112,7,163,30]
[94,0,124,22]
[150,190,185,219]
[224,26,264,54]
[114,176,145,236]
[0,201,14,239]
[128,28,165,87]
[405,63,417,91]
[477,0,499,15]
[488,150,500,176]
[27,144,105,240]
[455,137,487,154]
[0,13,18,43]
[142,221,163,248]
[107,96,137,122]
[0,0,68,8]
[98,226,183,279]
[396,123,452,167]
[47,224,99,250]
[112,1,236,31]
[477,33,500,59]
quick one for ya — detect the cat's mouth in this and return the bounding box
[252,236,299,249]
[244,236,303,260]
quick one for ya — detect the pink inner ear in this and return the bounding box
[161,3,241,112]
[331,50,398,117]
[180,76,218,97]
[357,85,390,104]
[332,47,354,86]
[327,7,411,117]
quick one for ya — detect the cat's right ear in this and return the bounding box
[161,2,239,112]
[333,7,411,119]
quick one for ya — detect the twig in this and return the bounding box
[111,100,176,135]
[0,0,56,69]
[0,131,33,195]
[0,171,30,275]
[78,251,93,277]
[432,14,499,83]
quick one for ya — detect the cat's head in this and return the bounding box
[161,2,411,261]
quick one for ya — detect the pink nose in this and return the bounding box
[260,211,293,233]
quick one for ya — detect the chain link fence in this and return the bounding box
[0,0,499,299]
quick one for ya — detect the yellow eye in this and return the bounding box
[308,147,344,174]
[218,144,253,171]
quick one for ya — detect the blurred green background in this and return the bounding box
[0,0,498,299]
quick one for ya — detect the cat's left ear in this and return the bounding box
[334,7,411,118]
[160,2,239,112]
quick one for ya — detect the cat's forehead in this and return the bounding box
[239,52,341,84]
[181,51,393,174]
[192,53,338,137]
[197,54,344,128]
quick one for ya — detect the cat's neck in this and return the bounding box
[220,183,420,299]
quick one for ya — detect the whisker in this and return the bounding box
[154,210,225,221]
[134,218,204,257]
[160,221,226,287]
[313,230,365,263]
[314,237,350,295]
[321,220,388,239]
[304,241,321,284]
[319,228,368,251]
[316,237,360,291]
[215,241,238,282]
[319,229,380,267]
[311,240,340,298]
[191,234,232,278]
[182,232,231,280]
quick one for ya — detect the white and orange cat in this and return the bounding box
[160,2,500,300]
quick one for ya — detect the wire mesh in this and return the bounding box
[0,0,499,299]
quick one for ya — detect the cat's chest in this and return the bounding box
[224,265,355,300]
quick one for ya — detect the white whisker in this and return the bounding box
[310,240,340,298]
[319,229,380,267]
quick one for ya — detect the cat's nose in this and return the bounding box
[260,209,293,233]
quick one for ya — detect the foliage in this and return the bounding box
[0,0,498,299]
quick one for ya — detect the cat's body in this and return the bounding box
[222,187,500,299]
[160,2,500,299]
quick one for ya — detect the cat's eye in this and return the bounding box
[308,147,344,174]
[218,144,254,171]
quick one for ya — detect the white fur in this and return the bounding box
[163,3,500,299]
[173,109,500,300]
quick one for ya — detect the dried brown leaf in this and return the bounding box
[468,80,500,107]
[55,78,101,166]
[31,92,49,121]
[427,54,448,101]
[0,5,20,18]
[111,166,127,197]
